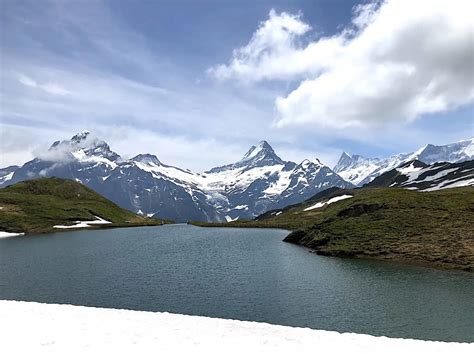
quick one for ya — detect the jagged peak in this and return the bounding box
[206,140,283,174]
[334,151,355,172]
[341,151,351,159]
[70,130,91,144]
[299,158,324,169]
[241,140,275,161]
[46,131,120,162]
[49,130,94,150]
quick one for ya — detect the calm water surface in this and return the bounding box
[0,225,473,342]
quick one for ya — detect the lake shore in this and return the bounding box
[190,187,474,272]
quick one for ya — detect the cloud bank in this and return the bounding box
[210,0,474,129]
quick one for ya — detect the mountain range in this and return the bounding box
[0,131,352,222]
[334,138,474,186]
[1,132,472,222]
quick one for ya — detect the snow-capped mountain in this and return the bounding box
[201,141,352,220]
[334,138,474,186]
[2,133,352,222]
[411,139,474,164]
[9,131,119,193]
[365,160,474,191]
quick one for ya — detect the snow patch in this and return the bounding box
[423,176,474,191]
[72,150,117,168]
[304,195,353,211]
[0,171,14,183]
[263,169,293,195]
[397,162,423,174]
[53,216,111,229]
[0,231,24,238]
[233,205,248,210]
[417,168,459,182]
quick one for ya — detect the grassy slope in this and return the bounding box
[0,178,171,234]
[194,187,474,270]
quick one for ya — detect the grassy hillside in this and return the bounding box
[0,178,171,234]
[195,187,474,270]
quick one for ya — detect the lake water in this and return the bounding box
[0,225,473,342]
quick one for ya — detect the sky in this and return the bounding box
[1,0,473,171]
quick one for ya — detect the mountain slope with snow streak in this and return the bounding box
[365,160,474,191]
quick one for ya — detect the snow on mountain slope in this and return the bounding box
[411,138,474,164]
[0,166,19,185]
[201,143,352,219]
[366,160,474,191]
[334,138,474,186]
[2,134,351,222]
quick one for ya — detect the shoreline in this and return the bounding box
[4,221,472,272]
[191,222,473,271]
[0,221,173,238]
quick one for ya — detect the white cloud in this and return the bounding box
[208,9,320,82]
[0,124,64,168]
[211,0,474,129]
[18,74,37,87]
[18,73,71,96]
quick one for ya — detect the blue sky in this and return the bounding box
[1,0,473,171]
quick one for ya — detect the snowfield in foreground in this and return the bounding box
[0,301,471,354]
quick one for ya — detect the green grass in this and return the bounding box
[0,177,172,234]
[193,187,474,270]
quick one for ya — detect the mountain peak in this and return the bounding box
[70,130,91,144]
[241,140,275,161]
[206,140,283,173]
[47,131,120,162]
[334,151,355,172]
[239,140,283,166]
[411,138,474,164]
[131,154,161,166]
[299,158,324,170]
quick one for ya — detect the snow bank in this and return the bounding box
[53,216,111,229]
[0,231,24,239]
[304,194,353,211]
[0,300,470,354]
[225,215,238,222]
